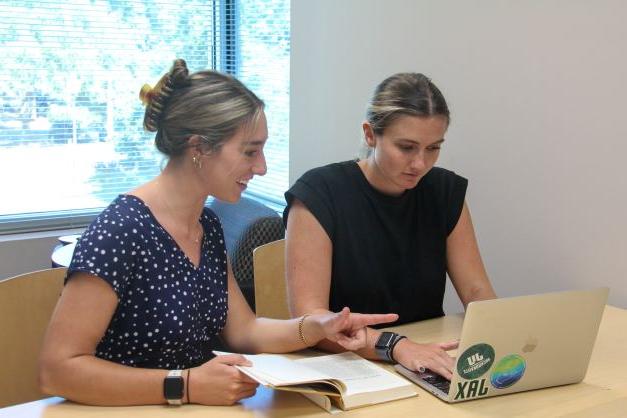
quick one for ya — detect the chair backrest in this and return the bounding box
[207,196,279,253]
[0,267,67,407]
[231,216,285,309]
[208,197,285,310]
[252,239,290,319]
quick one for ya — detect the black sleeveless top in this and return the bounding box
[284,161,467,325]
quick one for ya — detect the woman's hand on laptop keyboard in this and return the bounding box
[392,339,459,380]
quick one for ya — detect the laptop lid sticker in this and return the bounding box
[453,343,496,400]
[490,354,526,389]
[454,378,489,400]
[457,343,495,380]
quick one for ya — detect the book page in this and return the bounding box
[214,351,332,387]
[296,352,410,396]
[213,351,416,411]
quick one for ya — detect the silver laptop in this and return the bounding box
[394,287,609,402]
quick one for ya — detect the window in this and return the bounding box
[0,0,289,234]
[235,0,290,210]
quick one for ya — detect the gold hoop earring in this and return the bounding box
[192,154,202,169]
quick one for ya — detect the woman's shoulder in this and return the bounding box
[103,195,158,231]
[418,167,468,216]
[421,166,468,189]
[89,195,151,230]
[296,160,357,187]
[69,196,152,286]
[100,194,150,214]
[74,195,156,263]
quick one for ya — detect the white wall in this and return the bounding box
[291,0,627,312]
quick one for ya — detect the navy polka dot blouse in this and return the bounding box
[67,195,228,369]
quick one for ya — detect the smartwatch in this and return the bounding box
[164,369,184,405]
[375,332,407,363]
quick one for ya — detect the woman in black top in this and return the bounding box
[284,73,496,380]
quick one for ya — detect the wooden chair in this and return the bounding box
[0,267,67,407]
[252,239,290,319]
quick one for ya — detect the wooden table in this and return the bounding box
[2,307,626,417]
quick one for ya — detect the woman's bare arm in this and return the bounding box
[39,273,170,405]
[222,257,397,354]
[447,201,496,306]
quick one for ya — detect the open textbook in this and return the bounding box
[214,351,417,412]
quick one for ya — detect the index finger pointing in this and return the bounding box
[353,313,399,328]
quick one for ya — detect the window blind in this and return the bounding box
[234,0,290,210]
[0,0,289,233]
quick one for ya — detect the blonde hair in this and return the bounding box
[366,73,449,136]
[140,59,264,157]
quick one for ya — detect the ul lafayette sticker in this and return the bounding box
[454,343,496,400]
[457,343,495,380]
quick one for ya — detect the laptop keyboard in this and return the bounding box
[421,371,451,394]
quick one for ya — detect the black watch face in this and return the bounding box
[376,331,396,348]
[164,376,184,399]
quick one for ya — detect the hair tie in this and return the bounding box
[139,83,153,106]
[140,75,174,106]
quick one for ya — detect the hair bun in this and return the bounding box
[169,59,191,88]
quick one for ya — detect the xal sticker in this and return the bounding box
[490,354,526,389]
[454,378,489,400]
[457,343,495,379]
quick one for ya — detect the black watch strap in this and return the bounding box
[389,335,407,363]
[375,332,406,363]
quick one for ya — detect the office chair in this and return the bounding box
[208,197,285,310]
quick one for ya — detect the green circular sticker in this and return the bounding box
[457,343,495,379]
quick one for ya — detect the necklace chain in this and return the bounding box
[155,181,203,245]
[192,224,202,244]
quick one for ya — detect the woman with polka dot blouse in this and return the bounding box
[39,59,398,407]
